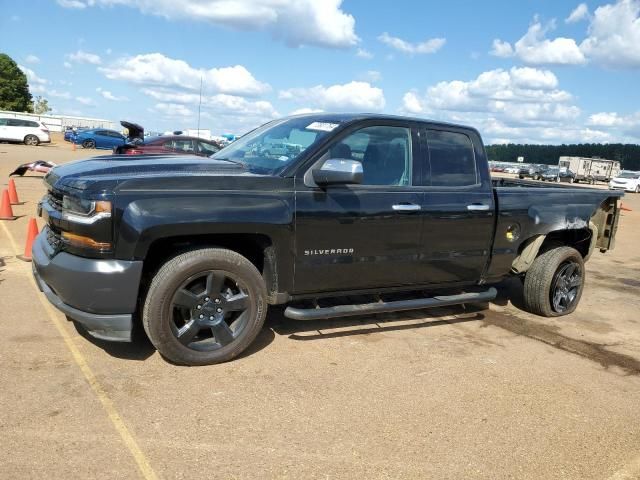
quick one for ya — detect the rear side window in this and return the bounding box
[426,130,477,187]
[26,120,39,127]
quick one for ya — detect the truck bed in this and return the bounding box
[485,176,623,281]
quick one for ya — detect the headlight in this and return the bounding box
[62,195,112,224]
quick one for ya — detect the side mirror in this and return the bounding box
[312,159,363,186]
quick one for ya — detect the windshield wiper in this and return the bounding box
[209,157,242,165]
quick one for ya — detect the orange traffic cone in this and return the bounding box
[72,142,76,151]
[8,178,20,205]
[0,189,16,220]
[620,202,632,212]
[17,218,39,262]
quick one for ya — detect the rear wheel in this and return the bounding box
[24,135,39,146]
[143,248,267,365]
[523,246,584,317]
[82,139,96,149]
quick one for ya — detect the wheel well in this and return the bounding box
[511,228,592,274]
[540,229,592,258]
[143,234,272,277]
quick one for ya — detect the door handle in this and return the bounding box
[392,203,421,212]
[467,203,491,211]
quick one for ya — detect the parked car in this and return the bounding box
[518,164,546,180]
[504,166,520,174]
[540,167,576,183]
[73,128,126,149]
[114,136,222,157]
[609,171,640,193]
[64,127,89,142]
[34,113,623,365]
[0,117,51,145]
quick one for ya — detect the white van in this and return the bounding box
[0,117,51,146]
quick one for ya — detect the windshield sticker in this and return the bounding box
[306,122,339,132]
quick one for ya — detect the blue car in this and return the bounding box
[73,128,126,149]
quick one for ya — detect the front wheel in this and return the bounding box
[523,246,585,317]
[143,248,267,365]
[24,134,39,146]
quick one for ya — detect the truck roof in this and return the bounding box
[286,112,480,134]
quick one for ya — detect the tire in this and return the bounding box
[635,185,640,194]
[143,248,267,365]
[24,134,39,146]
[523,246,585,317]
[82,139,96,149]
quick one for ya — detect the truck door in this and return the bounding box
[293,123,425,294]
[415,128,495,285]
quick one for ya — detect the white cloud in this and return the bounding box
[290,108,324,115]
[56,0,358,49]
[151,103,194,118]
[279,81,385,111]
[75,96,95,106]
[490,39,514,57]
[63,61,73,69]
[359,70,381,82]
[96,87,128,101]
[142,88,278,118]
[580,0,640,67]
[57,0,89,7]
[18,65,47,86]
[491,19,586,65]
[566,3,589,23]
[400,67,593,143]
[378,32,445,54]
[587,112,624,127]
[66,49,102,65]
[48,90,73,100]
[356,48,373,59]
[25,55,40,64]
[402,91,425,115]
[100,53,269,97]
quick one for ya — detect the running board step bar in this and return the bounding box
[284,288,497,321]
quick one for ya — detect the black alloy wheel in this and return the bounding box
[169,270,250,351]
[549,261,582,314]
[82,139,96,149]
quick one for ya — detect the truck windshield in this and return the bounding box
[211,117,343,174]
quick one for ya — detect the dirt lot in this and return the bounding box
[1,139,639,479]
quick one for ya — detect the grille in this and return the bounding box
[48,190,63,211]
[45,226,63,253]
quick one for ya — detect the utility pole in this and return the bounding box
[196,76,203,138]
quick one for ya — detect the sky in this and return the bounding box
[1,0,640,144]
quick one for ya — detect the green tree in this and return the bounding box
[32,96,51,114]
[0,53,33,112]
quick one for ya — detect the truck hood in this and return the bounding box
[45,154,250,192]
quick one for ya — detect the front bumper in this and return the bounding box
[32,230,143,342]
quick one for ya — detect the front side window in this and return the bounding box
[0,118,7,126]
[7,119,25,127]
[197,141,220,155]
[324,125,412,186]
[426,130,477,187]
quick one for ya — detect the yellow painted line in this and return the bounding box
[0,221,158,480]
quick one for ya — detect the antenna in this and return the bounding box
[197,75,203,137]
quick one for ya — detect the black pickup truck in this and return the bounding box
[33,114,623,365]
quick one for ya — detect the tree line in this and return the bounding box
[486,143,640,171]
[0,53,51,114]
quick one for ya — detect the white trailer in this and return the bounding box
[558,156,621,184]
